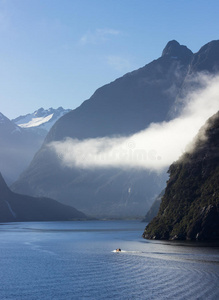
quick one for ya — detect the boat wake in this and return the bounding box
[112,250,141,253]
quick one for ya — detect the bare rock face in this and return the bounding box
[143,112,219,241]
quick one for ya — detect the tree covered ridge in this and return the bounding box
[143,111,219,240]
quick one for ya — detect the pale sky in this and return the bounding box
[0,0,219,119]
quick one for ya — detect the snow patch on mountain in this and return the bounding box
[18,114,54,128]
[13,107,71,132]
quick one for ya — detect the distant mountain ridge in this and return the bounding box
[143,111,219,241]
[0,172,86,222]
[12,40,219,219]
[0,112,21,133]
[0,107,71,184]
[13,106,71,135]
[0,112,43,184]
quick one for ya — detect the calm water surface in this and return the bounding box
[0,220,219,300]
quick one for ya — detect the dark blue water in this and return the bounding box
[0,221,219,299]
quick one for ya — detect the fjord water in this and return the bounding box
[0,221,219,300]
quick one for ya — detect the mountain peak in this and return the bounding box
[0,111,20,133]
[190,40,219,73]
[0,112,9,123]
[198,40,219,53]
[162,40,180,54]
[13,107,71,132]
[162,40,193,61]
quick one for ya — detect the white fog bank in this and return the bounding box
[50,74,219,171]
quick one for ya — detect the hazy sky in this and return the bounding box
[0,0,219,119]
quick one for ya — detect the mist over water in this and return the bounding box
[0,221,218,300]
[50,74,219,172]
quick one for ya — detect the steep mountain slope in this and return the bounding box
[46,40,193,142]
[12,40,219,219]
[0,112,44,184]
[143,112,219,241]
[189,40,219,73]
[0,108,71,184]
[142,190,164,222]
[0,172,86,222]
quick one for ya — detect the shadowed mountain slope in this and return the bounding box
[0,107,71,185]
[12,40,219,219]
[0,172,87,222]
[0,112,44,184]
[142,190,165,223]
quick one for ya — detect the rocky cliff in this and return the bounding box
[143,112,219,240]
